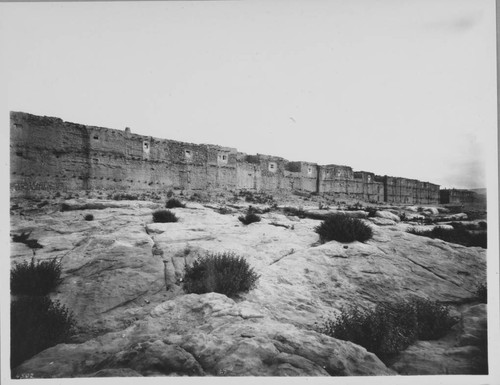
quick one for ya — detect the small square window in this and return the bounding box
[93,135,99,140]
[185,150,192,158]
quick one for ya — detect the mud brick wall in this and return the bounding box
[11,111,448,204]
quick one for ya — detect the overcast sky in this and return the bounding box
[1,0,496,189]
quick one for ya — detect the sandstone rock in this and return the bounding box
[15,294,394,377]
[374,210,400,222]
[10,199,487,377]
[89,368,143,377]
[457,304,487,347]
[421,207,440,215]
[434,224,454,230]
[369,218,397,226]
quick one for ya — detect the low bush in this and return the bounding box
[11,232,43,249]
[165,198,186,209]
[321,298,454,358]
[407,227,487,248]
[238,190,275,205]
[111,193,139,201]
[450,222,479,230]
[183,252,259,297]
[315,214,372,243]
[238,208,261,225]
[61,203,109,212]
[11,296,75,369]
[476,283,487,303]
[152,209,178,223]
[84,214,94,221]
[11,258,62,296]
[283,206,306,218]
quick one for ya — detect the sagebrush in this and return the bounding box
[165,198,186,209]
[238,207,261,225]
[11,258,62,296]
[476,283,487,303]
[315,214,373,243]
[407,226,487,248]
[183,252,259,297]
[11,296,75,369]
[152,209,178,223]
[321,298,455,358]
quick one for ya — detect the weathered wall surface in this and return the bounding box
[440,189,477,205]
[11,112,444,204]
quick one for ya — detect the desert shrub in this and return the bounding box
[111,192,139,201]
[183,252,259,297]
[238,190,275,205]
[283,206,306,218]
[238,207,261,225]
[11,296,75,369]
[321,298,454,358]
[11,258,62,296]
[346,202,364,211]
[11,232,43,249]
[84,214,94,221]
[152,209,178,223]
[476,283,487,303]
[165,198,186,209]
[315,214,372,243]
[450,222,478,230]
[412,298,455,340]
[166,190,174,198]
[407,227,487,248]
[61,203,108,212]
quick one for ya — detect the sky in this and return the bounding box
[0,0,497,189]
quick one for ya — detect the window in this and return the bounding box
[93,135,99,140]
[143,142,149,150]
[268,162,277,172]
[217,153,228,164]
[367,176,371,182]
[185,150,192,158]
[307,166,313,174]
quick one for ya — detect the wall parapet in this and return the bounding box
[11,111,445,204]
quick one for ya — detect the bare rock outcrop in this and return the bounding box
[13,294,394,377]
[10,199,487,377]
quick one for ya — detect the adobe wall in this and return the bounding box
[440,189,477,205]
[381,176,439,205]
[11,112,444,204]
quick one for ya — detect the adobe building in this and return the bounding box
[440,189,478,205]
[11,111,445,205]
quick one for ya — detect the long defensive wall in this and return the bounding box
[10,112,440,204]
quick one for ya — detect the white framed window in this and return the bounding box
[217,153,228,164]
[268,162,277,172]
[185,150,192,159]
